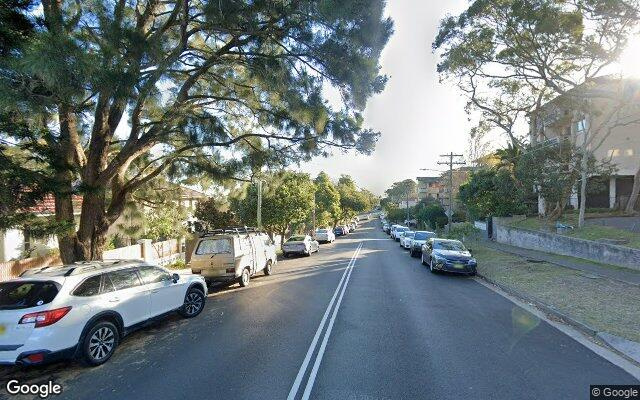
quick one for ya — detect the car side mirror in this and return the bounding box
[172,273,180,283]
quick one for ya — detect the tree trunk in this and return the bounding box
[625,164,640,214]
[578,145,589,228]
[54,178,79,265]
[75,191,111,261]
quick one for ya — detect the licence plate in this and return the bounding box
[0,324,6,336]
[453,263,465,269]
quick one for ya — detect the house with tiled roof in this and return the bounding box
[0,194,82,262]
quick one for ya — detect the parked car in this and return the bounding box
[400,231,415,249]
[189,227,277,287]
[342,225,350,234]
[0,261,207,367]
[349,222,357,232]
[282,235,320,257]
[334,226,346,236]
[409,231,436,257]
[383,223,391,234]
[420,238,477,275]
[314,228,335,243]
[382,223,389,232]
[391,226,409,241]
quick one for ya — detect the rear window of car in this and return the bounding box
[0,281,60,310]
[196,238,232,255]
[397,227,408,232]
[287,235,306,242]
[405,232,415,238]
[316,229,327,233]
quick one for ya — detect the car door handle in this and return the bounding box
[109,297,120,303]
[151,289,159,293]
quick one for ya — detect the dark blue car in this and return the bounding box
[334,226,345,236]
[420,238,477,276]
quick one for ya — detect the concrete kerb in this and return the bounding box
[475,271,640,370]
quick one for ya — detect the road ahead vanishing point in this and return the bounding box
[1,220,638,400]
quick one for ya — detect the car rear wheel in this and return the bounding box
[82,321,119,366]
[239,268,250,287]
[179,287,205,318]
[264,260,273,276]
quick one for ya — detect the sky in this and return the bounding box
[298,0,478,195]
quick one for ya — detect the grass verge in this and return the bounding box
[510,214,640,249]
[472,243,640,343]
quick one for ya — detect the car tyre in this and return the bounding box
[429,258,437,274]
[468,270,477,276]
[81,320,120,367]
[179,287,206,318]
[239,267,250,287]
[264,260,273,276]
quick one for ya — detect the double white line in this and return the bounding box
[287,242,363,400]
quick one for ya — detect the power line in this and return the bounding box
[437,152,466,233]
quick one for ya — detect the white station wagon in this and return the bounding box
[0,261,207,367]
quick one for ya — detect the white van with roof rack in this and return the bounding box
[188,227,277,287]
[0,260,207,367]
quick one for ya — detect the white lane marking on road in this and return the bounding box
[287,242,362,400]
[300,243,361,400]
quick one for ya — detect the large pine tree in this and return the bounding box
[0,0,392,262]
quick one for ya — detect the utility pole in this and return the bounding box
[405,187,409,224]
[256,179,263,229]
[437,152,465,233]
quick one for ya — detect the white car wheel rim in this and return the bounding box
[184,292,203,315]
[89,327,115,361]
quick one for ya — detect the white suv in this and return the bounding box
[0,261,207,367]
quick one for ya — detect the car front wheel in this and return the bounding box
[429,258,436,273]
[82,321,120,366]
[179,287,206,318]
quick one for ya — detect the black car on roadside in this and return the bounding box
[420,238,477,276]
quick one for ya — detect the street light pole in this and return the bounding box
[256,179,262,229]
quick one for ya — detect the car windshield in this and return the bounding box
[316,229,328,233]
[288,236,306,242]
[195,238,232,255]
[433,241,467,252]
[414,232,433,240]
[0,281,60,310]
[405,232,415,238]
[396,227,408,232]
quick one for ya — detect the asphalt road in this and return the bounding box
[1,220,637,399]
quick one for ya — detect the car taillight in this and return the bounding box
[19,306,72,328]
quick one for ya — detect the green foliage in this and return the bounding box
[166,259,187,270]
[384,206,407,224]
[384,179,418,203]
[0,0,392,261]
[458,168,530,220]
[314,172,341,227]
[414,200,448,230]
[144,206,188,242]
[444,223,480,242]
[337,175,369,220]
[194,198,238,230]
[233,171,314,237]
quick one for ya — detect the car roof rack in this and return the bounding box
[19,260,141,278]
[201,226,261,236]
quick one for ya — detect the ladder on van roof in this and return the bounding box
[201,226,261,237]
